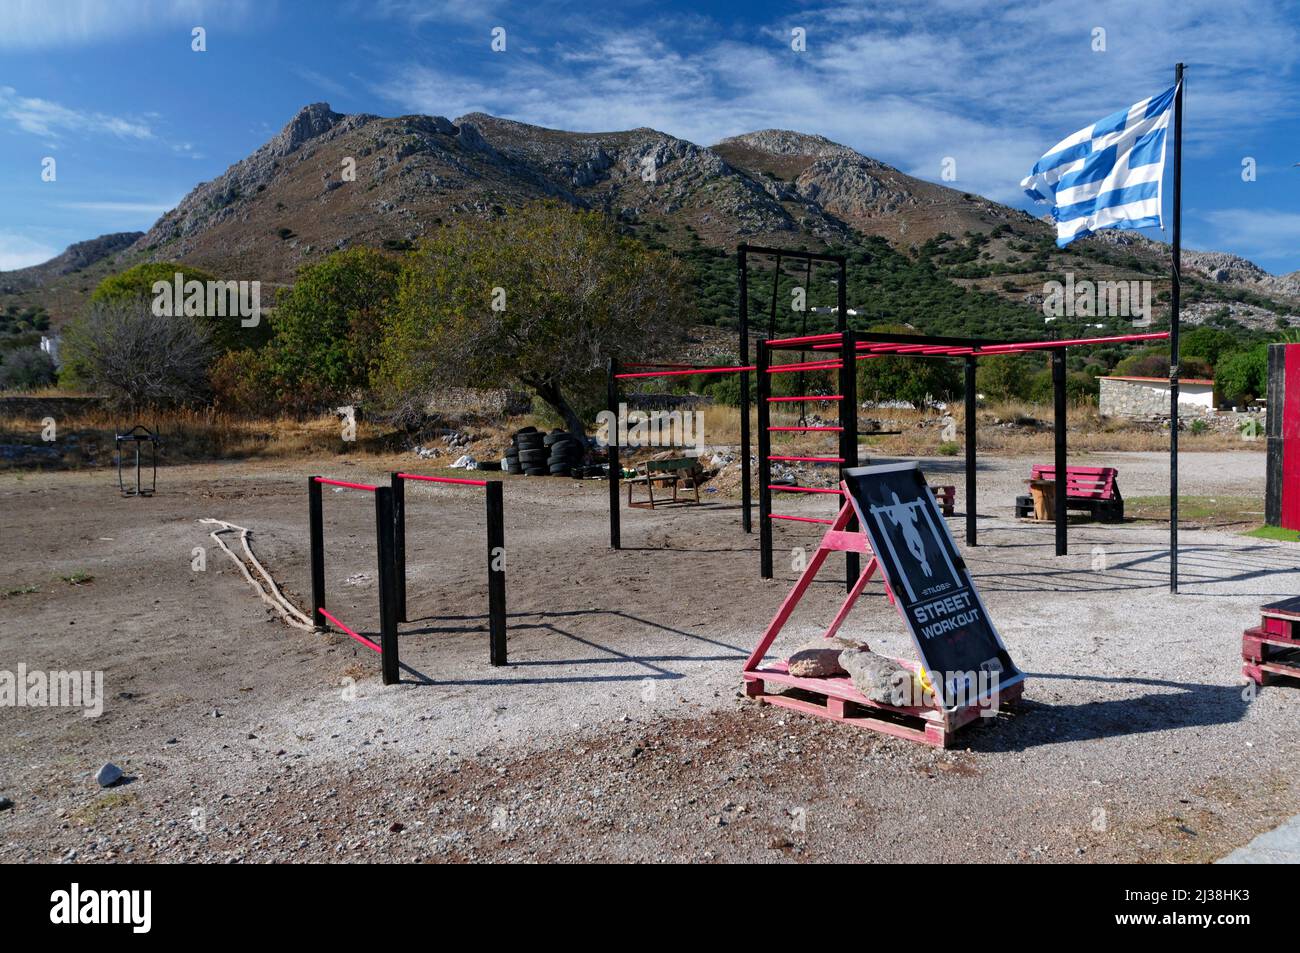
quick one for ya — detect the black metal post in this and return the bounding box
[374,486,400,686]
[390,472,407,622]
[308,476,326,627]
[836,257,847,333]
[607,357,621,550]
[757,341,773,579]
[839,329,859,591]
[964,355,978,546]
[739,245,751,534]
[1052,349,1068,556]
[1169,63,1184,593]
[486,481,507,666]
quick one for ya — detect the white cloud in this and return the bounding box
[0,0,251,50]
[1199,208,1300,265]
[0,233,59,271]
[372,0,1299,205]
[57,201,176,214]
[0,86,154,140]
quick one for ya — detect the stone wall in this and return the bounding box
[1099,378,1210,418]
[0,396,103,422]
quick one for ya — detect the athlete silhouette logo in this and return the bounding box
[881,491,932,577]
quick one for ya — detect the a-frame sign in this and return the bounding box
[743,463,1024,747]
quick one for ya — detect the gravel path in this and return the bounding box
[0,449,1296,863]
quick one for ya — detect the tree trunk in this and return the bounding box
[522,376,588,444]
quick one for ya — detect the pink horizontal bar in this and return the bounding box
[319,608,382,653]
[766,395,843,402]
[770,485,844,494]
[769,513,835,525]
[767,362,842,374]
[768,455,844,463]
[977,331,1170,352]
[768,426,843,432]
[615,365,755,380]
[767,332,843,346]
[315,477,378,492]
[396,473,489,487]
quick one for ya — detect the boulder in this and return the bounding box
[787,638,869,678]
[839,650,916,706]
[95,762,124,787]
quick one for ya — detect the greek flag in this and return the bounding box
[1021,84,1177,247]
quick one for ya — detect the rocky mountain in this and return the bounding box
[3,102,1296,329]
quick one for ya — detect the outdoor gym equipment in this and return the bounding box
[743,463,1025,748]
[390,472,507,666]
[116,424,159,497]
[308,476,402,684]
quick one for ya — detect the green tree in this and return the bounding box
[1181,326,1239,369]
[975,353,1039,401]
[383,202,695,436]
[91,261,268,353]
[1215,343,1269,404]
[855,324,960,407]
[256,248,402,412]
[0,347,56,390]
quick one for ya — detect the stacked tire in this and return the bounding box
[509,427,548,475]
[543,429,585,476]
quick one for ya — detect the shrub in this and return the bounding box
[61,300,213,412]
[0,347,56,390]
[1215,343,1269,404]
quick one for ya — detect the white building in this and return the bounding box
[1098,375,1216,418]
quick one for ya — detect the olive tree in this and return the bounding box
[382,202,695,437]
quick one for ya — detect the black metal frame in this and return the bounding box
[115,424,159,498]
[390,474,509,666]
[308,477,401,685]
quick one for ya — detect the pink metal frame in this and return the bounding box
[742,488,1023,748]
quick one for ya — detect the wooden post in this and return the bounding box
[486,481,507,666]
[964,355,978,547]
[374,486,400,685]
[308,476,326,627]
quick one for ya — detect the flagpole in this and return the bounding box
[1170,62,1184,593]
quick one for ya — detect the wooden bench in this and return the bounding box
[1015,465,1123,523]
[626,457,702,509]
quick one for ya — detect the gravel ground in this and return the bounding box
[1,448,1297,863]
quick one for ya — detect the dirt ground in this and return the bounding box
[1,448,1298,863]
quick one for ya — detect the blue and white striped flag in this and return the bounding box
[1021,84,1178,247]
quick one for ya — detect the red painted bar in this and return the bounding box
[978,332,1169,352]
[766,332,844,346]
[767,361,843,374]
[766,394,843,402]
[768,455,844,463]
[319,608,382,653]
[771,485,844,494]
[769,513,835,524]
[614,364,755,380]
[396,473,489,487]
[314,477,379,492]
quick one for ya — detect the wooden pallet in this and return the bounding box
[744,660,1023,748]
[1242,626,1300,685]
[1259,597,1300,642]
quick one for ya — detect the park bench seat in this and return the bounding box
[1014,465,1123,523]
[626,457,702,509]
[929,484,956,516]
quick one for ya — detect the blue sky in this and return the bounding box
[2,0,1298,273]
